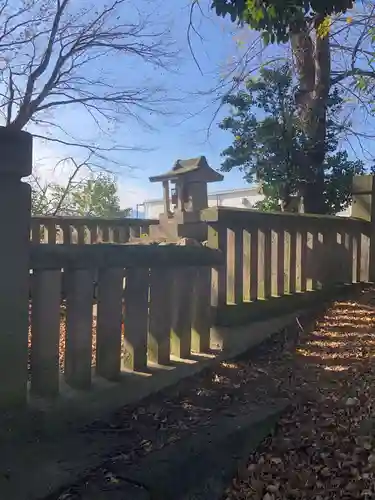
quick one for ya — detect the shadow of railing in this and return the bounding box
[306,236,354,288]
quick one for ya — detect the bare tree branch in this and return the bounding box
[0,0,176,165]
[51,155,89,215]
[6,68,14,125]
[30,154,127,216]
[187,0,204,75]
[329,2,375,88]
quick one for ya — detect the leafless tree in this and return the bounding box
[31,155,95,215]
[31,155,132,216]
[185,2,288,139]
[0,0,176,163]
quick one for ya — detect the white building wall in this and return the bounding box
[214,191,264,208]
[143,188,263,218]
[337,206,352,217]
[143,187,352,219]
[144,202,164,219]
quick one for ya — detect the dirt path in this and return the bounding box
[224,287,375,500]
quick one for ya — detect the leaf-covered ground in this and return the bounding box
[28,312,127,374]
[48,306,310,499]
[224,288,375,500]
[46,287,375,500]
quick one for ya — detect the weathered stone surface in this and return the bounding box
[64,269,94,390]
[171,267,195,358]
[0,127,32,175]
[96,268,124,381]
[80,481,150,500]
[127,237,170,245]
[123,268,149,371]
[127,237,203,246]
[112,402,288,500]
[148,268,173,364]
[176,237,201,246]
[30,270,61,398]
[0,311,313,500]
[0,128,31,407]
[31,243,222,269]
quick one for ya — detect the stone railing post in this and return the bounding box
[0,127,32,407]
[369,176,375,282]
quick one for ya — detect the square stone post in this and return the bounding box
[369,176,375,282]
[0,127,32,407]
[162,180,170,215]
[176,180,185,212]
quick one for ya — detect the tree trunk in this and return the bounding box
[290,17,331,214]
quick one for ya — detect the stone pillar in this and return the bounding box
[176,181,185,212]
[369,176,375,282]
[162,180,170,215]
[190,182,208,212]
[0,127,32,407]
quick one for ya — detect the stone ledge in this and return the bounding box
[114,402,288,500]
[30,241,222,270]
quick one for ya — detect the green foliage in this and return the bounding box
[252,184,281,211]
[252,198,281,211]
[64,173,122,217]
[31,172,131,217]
[219,65,364,214]
[211,0,355,43]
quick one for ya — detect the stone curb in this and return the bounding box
[112,401,288,500]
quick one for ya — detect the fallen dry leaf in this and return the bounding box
[28,307,127,376]
[225,288,375,500]
[51,287,375,500]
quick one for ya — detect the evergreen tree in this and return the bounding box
[220,65,364,214]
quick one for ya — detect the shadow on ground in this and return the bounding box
[224,287,375,500]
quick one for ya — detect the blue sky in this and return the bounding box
[34,0,270,208]
[110,0,258,205]
[33,0,375,210]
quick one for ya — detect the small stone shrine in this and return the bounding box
[148,156,223,241]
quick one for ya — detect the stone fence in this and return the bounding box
[202,206,371,324]
[0,128,223,410]
[0,127,372,413]
[28,244,221,401]
[31,216,158,244]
